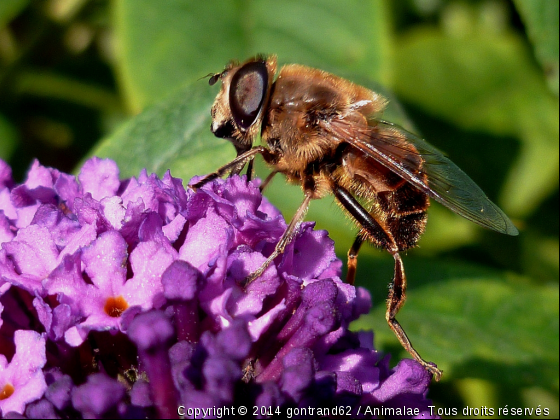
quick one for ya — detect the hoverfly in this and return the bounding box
[191,55,518,381]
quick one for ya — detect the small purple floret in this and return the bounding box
[72,374,125,418]
[0,331,47,416]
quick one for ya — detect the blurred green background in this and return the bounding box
[0,0,557,418]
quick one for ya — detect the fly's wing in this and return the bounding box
[325,118,519,236]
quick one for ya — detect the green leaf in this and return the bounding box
[15,71,122,112]
[113,0,245,113]
[0,0,28,28]
[0,113,17,161]
[392,29,559,218]
[113,0,390,112]
[88,80,231,179]
[351,259,559,404]
[514,0,559,95]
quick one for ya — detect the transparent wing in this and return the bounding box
[325,118,518,235]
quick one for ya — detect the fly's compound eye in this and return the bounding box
[229,61,268,131]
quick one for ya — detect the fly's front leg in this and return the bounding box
[387,252,443,381]
[189,146,271,190]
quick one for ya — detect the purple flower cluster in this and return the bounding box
[0,157,436,418]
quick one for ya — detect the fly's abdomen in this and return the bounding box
[376,181,429,251]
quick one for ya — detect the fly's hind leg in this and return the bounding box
[331,180,442,381]
[387,252,442,381]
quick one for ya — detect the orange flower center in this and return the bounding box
[0,383,15,400]
[104,295,129,317]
